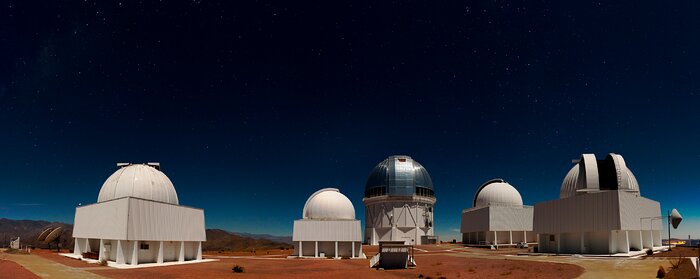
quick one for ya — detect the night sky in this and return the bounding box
[2,1,699,240]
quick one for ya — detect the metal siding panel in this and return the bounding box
[73,198,129,239]
[293,220,362,242]
[127,198,205,241]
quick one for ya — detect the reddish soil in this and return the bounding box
[648,247,700,258]
[0,259,40,279]
[72,245,583,279]
[664,257,699,279]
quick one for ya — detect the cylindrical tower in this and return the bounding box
[363,155,436,245]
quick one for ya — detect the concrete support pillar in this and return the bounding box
[157,241,164,264]
[196,242,202,260]
[298,241,303,257]
[609,231,613,254]
[359,242,363,257]
[334,241,338,259]
[415,225,420,245]
[509,231,513,245]
[371,227,376,245]
[494,231,498,247]
[74,238,82,256]
[624,231,630,253]
[116,240,125,265]
[352,241,355,258]
[98,239,106,261]
[524,231,527,243]
[556,234,561,254]
[178,241,185,262]
[314,241,318,257]
[85,238,91,253]
[131,241,139,266]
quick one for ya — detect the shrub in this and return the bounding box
[98,259,108,266]
[418,274,424,278]
[668,257,683,269]
[646,249,654,256]
[656,265,665,278]
[232,264,244,273]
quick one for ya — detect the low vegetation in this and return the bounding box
[232,264,245,273]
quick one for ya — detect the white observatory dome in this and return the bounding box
[560,153,639,199]
[97,163,179,205]
[302,188,355,220]
[473,179,523,208]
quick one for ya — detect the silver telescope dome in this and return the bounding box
[364,155,434,198]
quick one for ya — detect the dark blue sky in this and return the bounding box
[1,1,699,240]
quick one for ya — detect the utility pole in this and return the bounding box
[668,210,672,251]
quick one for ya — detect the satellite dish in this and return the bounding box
[670,208,683,229]
[44,227,63,244]
[37,227,54,242]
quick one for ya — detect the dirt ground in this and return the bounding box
[35,245,582,279]
[648,247,700,258]
[0,259,40,279]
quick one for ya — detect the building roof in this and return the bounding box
[560,153,639,199]
[302,188,356,220]
[97,163,179,205]
[473,178,524,207]
[364,155,434,198]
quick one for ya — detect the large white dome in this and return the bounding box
[473,179,523,208]
[303,188,355,220]
[560,153,639,199]
[97,163,179,205]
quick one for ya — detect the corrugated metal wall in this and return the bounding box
[73,198,130,239]
[618,192,662,230]
[127,198,206,241]
[534,191,621,234]
[489,206,534,231]
[293,220,361,242]
[460,207,489,232]
[73,197,205,241]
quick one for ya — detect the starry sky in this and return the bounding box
[1,1,699,241]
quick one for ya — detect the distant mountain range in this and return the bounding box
[0,218,292,252]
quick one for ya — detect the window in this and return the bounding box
[549,235,555,242]
[140,243,150,250]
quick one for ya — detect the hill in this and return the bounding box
[204,229,292,252]
[0,218,73,249]
[0,218,292,252]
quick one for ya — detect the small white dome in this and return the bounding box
[97,164,179,205]
[473,179,523,207]
[303,188,355,220]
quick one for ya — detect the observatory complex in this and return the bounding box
[534,153,663,254]
[460,179,536,246]
[364,155,437,245]
[292,188,364,258]
[70,163,206,266]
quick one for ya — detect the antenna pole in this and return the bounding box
[668,210,672,252]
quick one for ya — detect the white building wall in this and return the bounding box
[73,197,206,242]
[127,198,206,241]
[489,206,534,231]
[73,198,130,240]
[292,220,362,242]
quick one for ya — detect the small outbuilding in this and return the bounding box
[292,188,364,258]
[71,163,206,266]
[460,179,536,247]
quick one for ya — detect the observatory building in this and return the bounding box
[364,155,437,245]
[534,153,663,254]
[292,188,363,258]
[71,163,206,266]
[460,179,536,246]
